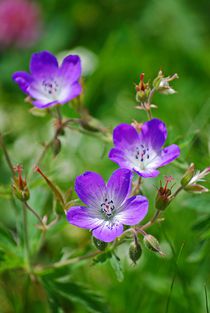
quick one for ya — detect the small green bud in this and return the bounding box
[184,184,208,193]
[143,234,164,256]
[52,138,61,156]
[129,240,142,264]
[93,237,108,251]
[181,163,195,187]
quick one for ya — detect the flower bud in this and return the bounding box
[52,138,61,156]
[135,73,151,103]
[181,163,195,187]
[184,184,208,194]
[143,234,164,256]
[12,165,30,201]
[129,240,142,264]
[93,236,108,251]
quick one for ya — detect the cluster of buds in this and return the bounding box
[12,165,30,201]
[181,163,210,193]
[155,176,174,211]
[153,70,179,95]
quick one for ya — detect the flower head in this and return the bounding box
[12,51,82,109]
[109,118,180,178]
[67,169,148,242]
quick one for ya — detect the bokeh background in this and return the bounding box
[0,0,210,312]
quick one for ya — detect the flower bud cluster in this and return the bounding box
[181,163,210,193]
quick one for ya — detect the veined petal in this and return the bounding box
[67,206,103,229]
[148,144,180,168]
[112,124,139,150]
[133,168,160,178]
[117,195,148,225]
[58,82,82,104]
[108,148,133,170]
[59,55,82,84]
[32,99,58,108]
[139,119,167,151]
[12,71,33,93]
[30,51,58,75]
[75,171,106,209]
[92,220,123,242]
[107,168,132,207]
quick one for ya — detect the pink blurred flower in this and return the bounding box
[0,0,41,48]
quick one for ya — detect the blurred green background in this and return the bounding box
[0,0,210,312]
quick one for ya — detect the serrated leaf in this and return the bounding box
[92,251,112,265]
[110,253,124,282]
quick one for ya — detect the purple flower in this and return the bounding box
[109,119,180,178]
[12,51,82,109]
[67,169,148,242]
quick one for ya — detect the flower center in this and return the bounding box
[100,198,115,218]
[135,144,150,163]
[42,79,59,97]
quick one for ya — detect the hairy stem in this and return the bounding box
[138,210,161,231]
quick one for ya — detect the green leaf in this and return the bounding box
[92,251,112,265]
[109,253,124,282]
[42,276,109,313]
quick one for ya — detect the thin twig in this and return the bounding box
[24,201,46,230]
[22,204,31,272]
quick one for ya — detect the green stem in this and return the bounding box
[23,203,31,272]
[24,201,46,230]
[0,133,15,175]
[138,210,161,231]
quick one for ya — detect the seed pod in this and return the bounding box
[93,236,108,251]
[155,187,171,211]
[52,137,61,156]
[143,234,165,256]
[129,240,142,264]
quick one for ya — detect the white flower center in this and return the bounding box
[42,78,60,99]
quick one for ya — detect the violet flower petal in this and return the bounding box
[92,221,124,242]
[112,124,139,150]
[30,51,58,75]
[139,118,167,151]
[117,195,148,225]
[108,148,133,170]
[149,144,180,168]
[107,168,132,208]
[133,168,160,178]
[67,206,103,229]
[58,82,82,104]
[75,171,106,209]
[59,55,82,84]
[12,71,33,93]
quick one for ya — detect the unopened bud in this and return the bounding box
[184,184,208,193]
[52,138,61,156]
[129,240,142,264]
[93,237,108,251]
[143,234,164,256]
[181,163,195,187]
